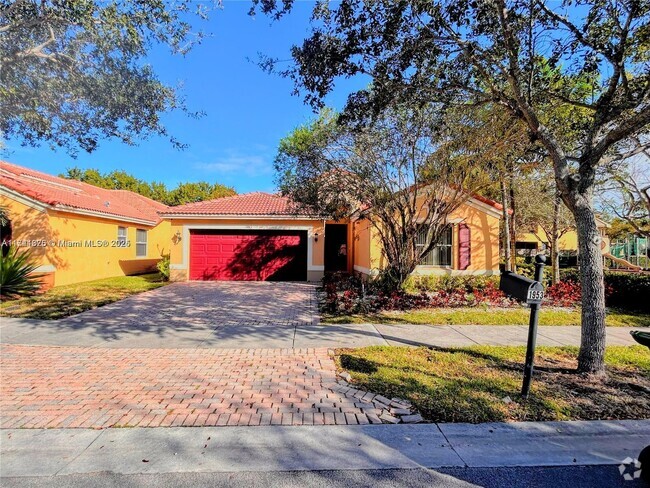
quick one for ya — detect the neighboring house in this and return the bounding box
[516,219,610,260]
[0,161,171,288]
[161,191,503,282]
[1,161,503,286]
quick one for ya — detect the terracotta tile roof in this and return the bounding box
[470,193,505,211]
[162,192,312,216]
[0,161,168,225]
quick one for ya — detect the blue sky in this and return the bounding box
[3,2,365,193]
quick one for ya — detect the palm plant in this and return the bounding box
[1,248,42,298]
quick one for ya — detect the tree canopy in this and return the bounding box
[1,0,215,155]
[256,0,650,373]
[276,105,490,284]
[61,167,236,206]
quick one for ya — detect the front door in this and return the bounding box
[324,224,348,272]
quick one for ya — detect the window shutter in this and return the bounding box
[458,223,471,270]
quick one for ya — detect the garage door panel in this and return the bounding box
[189,230,307,281]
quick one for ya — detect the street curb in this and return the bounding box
[1,420,648,478]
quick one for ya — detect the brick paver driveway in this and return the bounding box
[1,282,323,348]
[68,281,318,329]
[1,282,406,429]
[0,345,392,429]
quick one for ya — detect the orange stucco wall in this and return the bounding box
[167,218,335,282]
[352,199,501,277]
[1,194,170,287]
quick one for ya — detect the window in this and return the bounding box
[117,226,127,244]
[136,229,147,257]
[417,225,453,267]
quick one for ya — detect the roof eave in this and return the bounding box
[158,213,323,220]
[1,185,157,226]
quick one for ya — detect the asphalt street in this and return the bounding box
[1,466,646,488]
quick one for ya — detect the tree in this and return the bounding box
[276,106,488,286]
[600,137,650,239]
[517,169,576,284]
[1,0,214,155]
[61,167,236,206]
[255,0,650,374]
[166,181,236,206]
[431,104,540,272]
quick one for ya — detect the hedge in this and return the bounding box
[561,269,650,313]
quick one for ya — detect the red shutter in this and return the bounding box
[458,223,471,270]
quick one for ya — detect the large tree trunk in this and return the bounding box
[574,198,607,375]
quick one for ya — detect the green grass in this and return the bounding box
[335,345,650,423]
[0,273,167,319]
[323,307,650,327]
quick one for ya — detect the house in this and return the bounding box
[161,191,503,282]
[1,161,504,286]
[160,192,337,282]
[352,194,503,278]
[0,161,171,288]
[516,219,610,266]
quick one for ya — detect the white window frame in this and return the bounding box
[135,229,147,257]
[117,226,127,244]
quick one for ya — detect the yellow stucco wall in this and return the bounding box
[352,199,501,277]
[1,194,170,286]
[518,227,578,251]
[167,218,329,282]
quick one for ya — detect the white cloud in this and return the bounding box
[193,151,273,178]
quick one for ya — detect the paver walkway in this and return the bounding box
[0,345,394,429]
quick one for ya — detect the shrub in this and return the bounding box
[559,269,650,313]
[0,248,42,297]
[545,280,581,307]
[403,275,499,294]
[156,253,170,281]
[324,273,514,315]
[516,262,552,284]
[604,272,650,313]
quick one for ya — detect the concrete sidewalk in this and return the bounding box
[0,316,639,348]
[1,420,648,478]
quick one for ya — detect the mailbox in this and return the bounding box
[499,271,544,305]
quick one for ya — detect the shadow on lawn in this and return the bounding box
[336,347,582,423]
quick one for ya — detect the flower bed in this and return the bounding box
[322,273,587,316]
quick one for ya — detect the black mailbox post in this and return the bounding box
[499,254,546,398]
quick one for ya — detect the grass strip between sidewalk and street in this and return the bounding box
[0,273,167,320]
[335,345,650,423]
[323,307,650,327]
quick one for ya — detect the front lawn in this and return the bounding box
[323,307,650,327]
[0,273,167,320]
[335,345,650,423]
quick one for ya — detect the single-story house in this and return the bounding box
[0,161,170,288]
[1,161,503,286]
[160,190,503,282]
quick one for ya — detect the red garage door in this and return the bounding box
[189,230,308,281]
